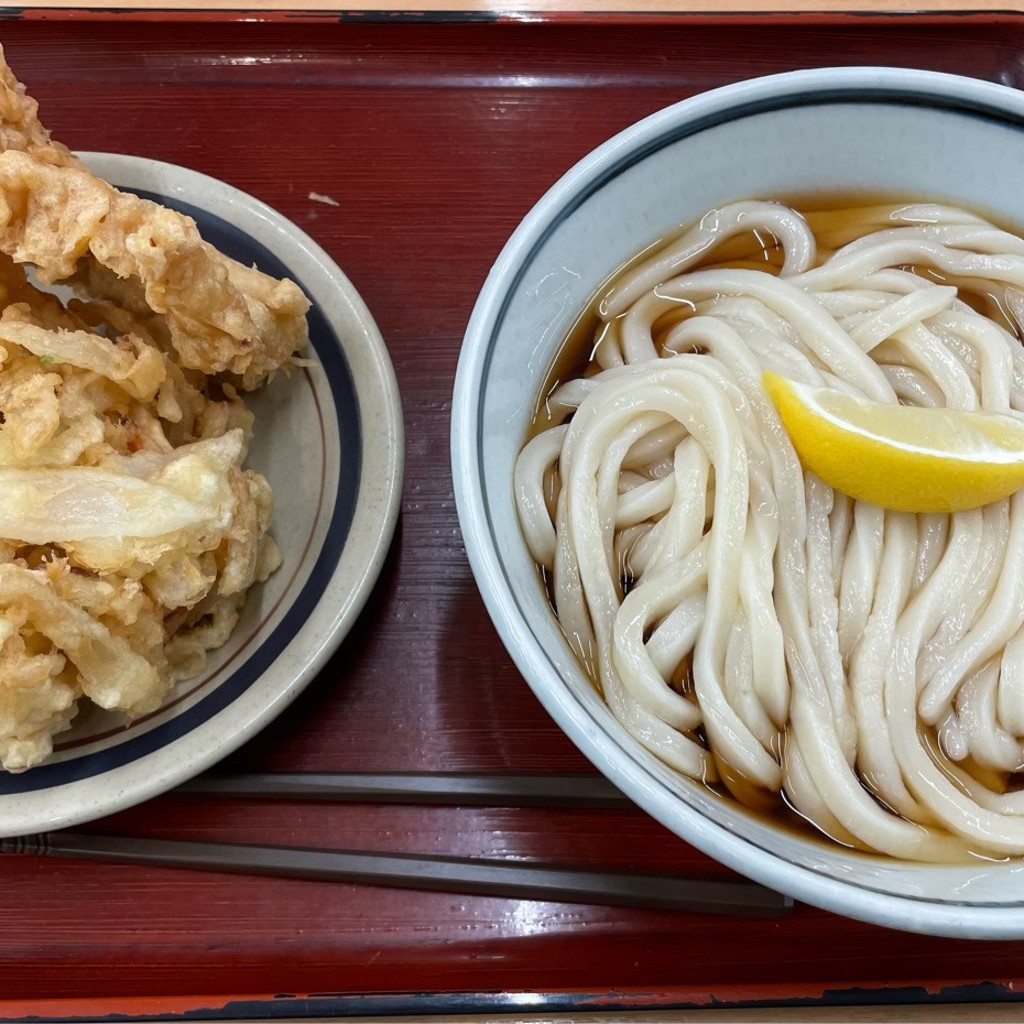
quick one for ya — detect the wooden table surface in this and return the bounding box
[4,13,1024,1022]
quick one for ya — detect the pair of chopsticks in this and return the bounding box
[0,772,792,918]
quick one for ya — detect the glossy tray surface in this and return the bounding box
[4,15,1024,1019]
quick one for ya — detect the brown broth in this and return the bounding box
[525,193,1024,858]
[532,191,1024,432]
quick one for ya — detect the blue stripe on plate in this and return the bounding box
[0,190,360,794]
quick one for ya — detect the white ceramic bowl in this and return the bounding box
[452,66,1024,939]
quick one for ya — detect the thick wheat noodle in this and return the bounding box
[516,198,1024,859]
[847,512,930,823]
[837,503,884,661]
[897,322,985,411]
[566,372,782,789]
[615,472,675,529]
[913,513,949,591]
[803,476,855,761]
[998,630,1024,737]
[598,200,818,319]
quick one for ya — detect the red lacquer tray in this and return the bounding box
[3,13,1024,1021]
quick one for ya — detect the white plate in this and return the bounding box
[0,153,403,837]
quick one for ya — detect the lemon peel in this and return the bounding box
[762,371,1024,513]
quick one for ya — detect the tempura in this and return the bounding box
[0,46,309,771]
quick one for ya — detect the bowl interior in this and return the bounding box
[458,69,1024,935]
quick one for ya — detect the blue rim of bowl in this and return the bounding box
[453,66,1024,938]
[0,186,359,796]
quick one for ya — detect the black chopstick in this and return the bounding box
[0,831,792,918]
[177,771,634,808]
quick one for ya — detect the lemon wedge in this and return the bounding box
[762,371,1024,513]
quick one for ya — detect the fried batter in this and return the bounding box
[0,45,309,770]
[0,151,309,388]
[0,47,75,165]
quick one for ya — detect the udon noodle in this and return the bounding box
[514,198,1024,861]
